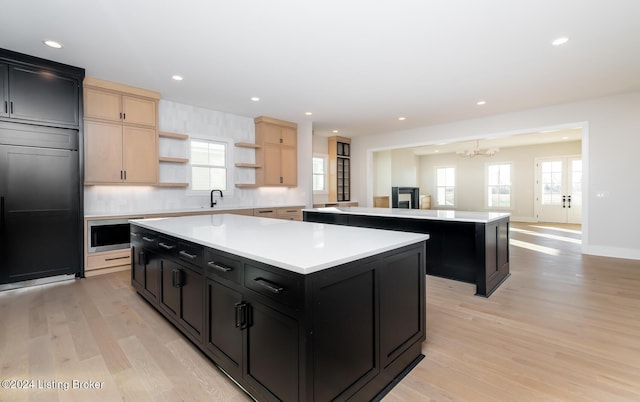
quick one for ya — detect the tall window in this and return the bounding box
[487,163,511,208]
[436,167,455,206]
[190,139,227,191]
[312,156,327,192]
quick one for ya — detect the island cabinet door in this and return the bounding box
[131,244,160,304]
[312,265,378,401]
[379,247,426,367]
[205,278,243,379]
[159,259,204,342]
[243,300,300,402]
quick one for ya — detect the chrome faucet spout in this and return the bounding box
[210,189,223,207]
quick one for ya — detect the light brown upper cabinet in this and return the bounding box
[83,77,159,185]
[254,116,297,187]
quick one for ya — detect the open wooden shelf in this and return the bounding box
[159,131,189,140]
[235,183,260,188]
[159,156,189,163]
[155,182,189,188]
[235,163,261,168]
[235,142,261,148]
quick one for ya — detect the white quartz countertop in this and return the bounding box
[303,207,510,223]
[129,214,428,275]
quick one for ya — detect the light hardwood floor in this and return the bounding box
[1,222,639,401]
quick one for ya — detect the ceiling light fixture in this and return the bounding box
[476,100,487,106]
[43,40,63,49]
[171,75,183,81]
[332,130,339,133]
[552,37,569,46]
[457,139,499,158]
[305,112,312,116]
[398,117,406,121]
[251,97,260,102]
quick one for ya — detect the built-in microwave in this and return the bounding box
[87,218,142,253]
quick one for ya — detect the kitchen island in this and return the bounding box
[303,207,510,297]
[129,214,428,402]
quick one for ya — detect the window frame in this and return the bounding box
[312,153,329,194]
[187,137,234,196]
[485,161,513,210]
[435,166,456,207]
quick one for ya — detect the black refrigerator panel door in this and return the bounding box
[0,144,80,284]
[7,65,79,127]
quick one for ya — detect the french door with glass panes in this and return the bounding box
[535,156,582,224]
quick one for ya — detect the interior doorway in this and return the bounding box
[535,155,582,224]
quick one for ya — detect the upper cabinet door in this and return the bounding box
[280,126,297,147]
[84,87,121,122]
[122,95,156,127]
[0,63,8,118]
[7,65,79,127]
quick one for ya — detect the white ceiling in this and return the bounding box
[1,1,639,138]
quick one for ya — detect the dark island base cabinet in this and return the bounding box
[304,211,510,297]
[131,224,427,402]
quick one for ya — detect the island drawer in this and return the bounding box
[244,264,302,307]
[177,241,204,268]
[205,249,242,284]
[157,235,179,257]
[131,227,158,250]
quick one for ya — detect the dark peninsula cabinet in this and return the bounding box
[130,217,427,402]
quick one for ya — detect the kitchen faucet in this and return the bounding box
[210,189,223,207]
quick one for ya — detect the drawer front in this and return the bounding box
[205,249,242,285]
[157,235,179,257]
[244,264,302,307]
[277,207,302,221]
[87,249,131,270]
[253,208,277,218]
[177,241,203,268]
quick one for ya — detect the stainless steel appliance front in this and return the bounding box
[88,218,142,253]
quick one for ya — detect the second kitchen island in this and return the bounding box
[130,214,428,402]
[303,207,510,297]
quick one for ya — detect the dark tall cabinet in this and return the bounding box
[0,49,84,285]
[328,136,351,202]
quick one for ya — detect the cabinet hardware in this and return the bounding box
[142,236,155,242]
[562,195,566,208]
[138,251,147,265]
[105,256,129,262]
[119,112,123,119]
[3,101,6,113]
[159,242,176,250]
[120,170,123,180]
[179,250,197,260]
[258,210,274,214]
[254,278,284,294]
[235,302,251,329]
[208,261,231,272]
[130,232,140,237]
[172,268,183,288]
[280,176,283,184]
[123,170,126,180]
[0,196,5,230]
[123,113,126,120]
[10,101,14,114]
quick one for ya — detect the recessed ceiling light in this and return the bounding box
[434,150,440,153]
[305,112,312,116]
[398,117,406,121]
[251,97,260,102]
[476,100,487,106]
[43,40,63,49]
[552,37,569,46]
[562,136,569,140]
[171,75,183,81]
[332,130,339,133]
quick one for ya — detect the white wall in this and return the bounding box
[85,100,312,216]
[415,141,581,221]
[352,91,640,259]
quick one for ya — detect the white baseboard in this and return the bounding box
[583,245,640,261]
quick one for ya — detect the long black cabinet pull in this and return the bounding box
[172,269,183,288]
[159,242,176,250]
[254,278,284,294]
[0,196,5,230]
[130,232,140,238]
[3,101,7,113]
[142,236,155,242]
[208,261,231,272]
[105,256,129,262]
[138,251,147,265]
[179,250,197,260]
[10,101,13,114]
[235,302,251,330]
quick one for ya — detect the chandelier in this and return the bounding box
[456,140,499,158]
